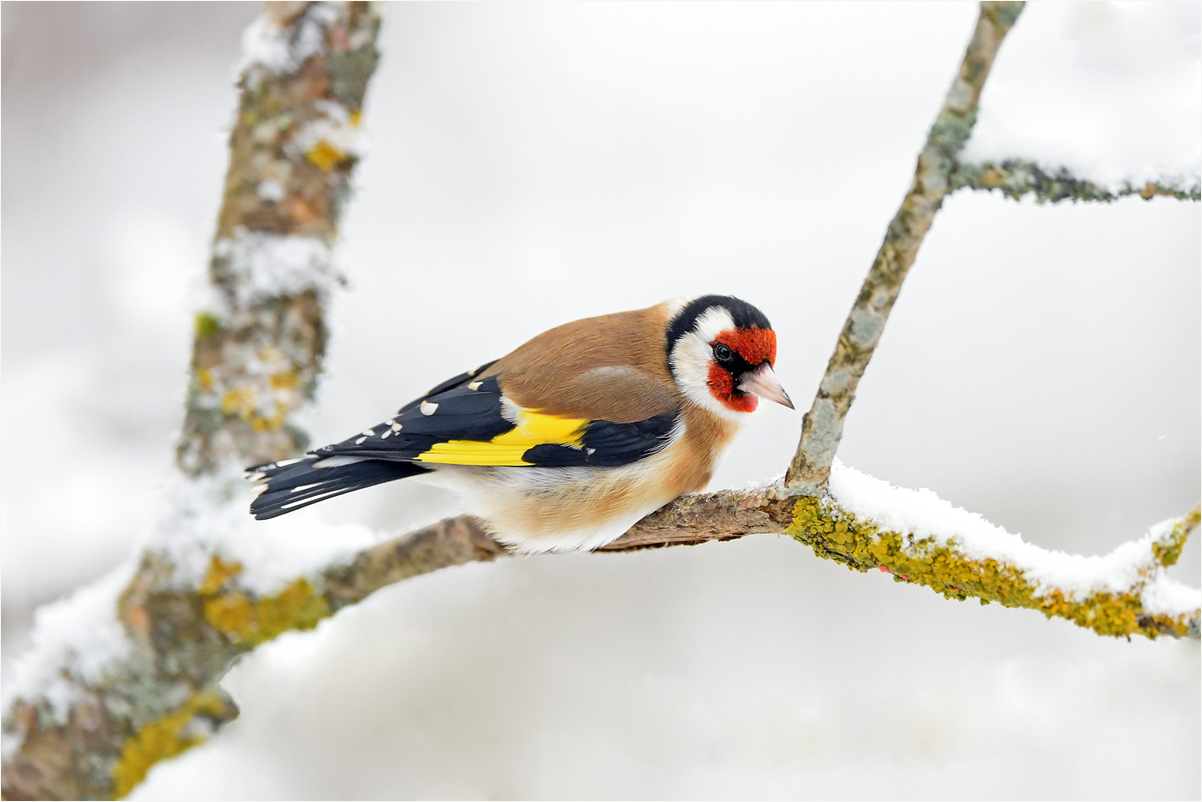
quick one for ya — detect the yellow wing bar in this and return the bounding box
[412,407,587,467]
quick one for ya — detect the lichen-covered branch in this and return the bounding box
[5,3,1199,799]
[178,0,380,476]
[1,4,382,799]
[784,1,1024,496]
[951,159,1202,203]
[9,483,1193,798]
[789,478,1200,641]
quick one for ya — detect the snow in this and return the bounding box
[963,3,1202,190]
[256,180,285,203]
[237,3,343,80]
[238,17,294,76]
[3,3,1198,799]
[829,460,1199,613]
[1,561,137,733]
[1141,575,1202,619]
[289,98,364,162]
[155,471,379,596]
[212,230,340,309]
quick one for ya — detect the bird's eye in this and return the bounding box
[713,343,733,363]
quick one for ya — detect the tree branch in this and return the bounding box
[178,0,381,477]
[951,159,1202,203]
[4,3,1199,799]
[2,3,382,799]
[310,483,1201,643]
[784,1,1023,496]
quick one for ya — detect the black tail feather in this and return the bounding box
[248,456,430,520]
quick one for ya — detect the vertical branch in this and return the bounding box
[1,4,383,799]
[784,1,1024,496]
[178,0,381,476]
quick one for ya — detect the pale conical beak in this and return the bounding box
[738,364,794,409]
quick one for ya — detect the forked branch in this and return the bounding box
[2,3,1198,800]
[784,1,1023,495]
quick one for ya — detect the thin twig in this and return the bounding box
[952,159,1202,203]
[5,4,1199,799]
[784,1,1025,497]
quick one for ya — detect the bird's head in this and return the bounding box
[665,295,793,418]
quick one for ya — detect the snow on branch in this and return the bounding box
[1,3,383,799]
[179,0,377,477]
[9,473,1192,794]
[952,160,1201,204]
[3,2,1199,799]
[784,2,1024,496]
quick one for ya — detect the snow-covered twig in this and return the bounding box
[4,2,1198,799]
[784,2,1024,496]
[330,476,1199,645]
[952,159,1201,204]
[11,473,1192,793]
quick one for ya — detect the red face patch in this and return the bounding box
[712,327,776,367]
[708,361,759,412]
[706,326,775,412]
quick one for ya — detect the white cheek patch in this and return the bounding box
[670,332,715,410]
[669,306,745,421]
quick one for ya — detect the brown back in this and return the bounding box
[484,304,681,423]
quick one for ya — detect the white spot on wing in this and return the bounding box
[362,429,375,436]
[272,457,310,468]
[314,456,367,468]
[280,488,347,509]
[355,436,367,444]
[391,422,403,432]
[420,401,438,416]
[468,381,482,391]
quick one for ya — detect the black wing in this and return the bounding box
[248,361,681,520]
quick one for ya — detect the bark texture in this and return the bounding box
[3,3,1199,800]
[177,0,381,476]
[2,3,383,799]
[952,160,1202,203]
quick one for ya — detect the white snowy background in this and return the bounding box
[3,2,1199,798]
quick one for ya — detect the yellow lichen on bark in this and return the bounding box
[305,140,349,171]
[198,555,243,595]
[980,167,1005,188]
[269,369,300,391]
[110,691,234,799]
[199,556,330,646]
[249,405,287,432]
[219,386,258,420]
[787,497,1193,639]
[1152,506,1199,568]
[194,311,221,339]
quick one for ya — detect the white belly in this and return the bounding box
[410,444,684,553]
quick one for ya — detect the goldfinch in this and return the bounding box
[248,295,793,553]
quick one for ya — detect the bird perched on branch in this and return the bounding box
[247,295,793,552]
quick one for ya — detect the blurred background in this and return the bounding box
[2,2,1199,798]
